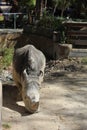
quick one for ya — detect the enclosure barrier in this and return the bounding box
[0,13,27,29]
[63,21,87,48]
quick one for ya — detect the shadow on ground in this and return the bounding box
[3,84,31,116]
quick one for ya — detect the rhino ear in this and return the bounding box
[23,69,29,76]
[26,49,35,68]
[23,69,27,75]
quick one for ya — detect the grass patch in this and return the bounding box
[2,123,11,129]
[81,57,87,64]
[0,47,14,69]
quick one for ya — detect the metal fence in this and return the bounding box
[0,13,28,29]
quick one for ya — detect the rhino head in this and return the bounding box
[21,68,41,113]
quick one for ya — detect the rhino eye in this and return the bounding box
[38,71,43,76]
[26,67,35,75]
[26,68,30,75]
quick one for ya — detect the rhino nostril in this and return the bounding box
[31,101,39,108]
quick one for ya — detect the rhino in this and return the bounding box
[12,44,46,113]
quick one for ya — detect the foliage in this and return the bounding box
[52,0,71,16]
[37,15,66,42]
[52,0,71,8]
[7,0,87,19]
[37,15,65,31]
[2,123,11,129]
[19,0,36,9]
[0,48,13,69]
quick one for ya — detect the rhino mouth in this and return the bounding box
[23,94,39,113]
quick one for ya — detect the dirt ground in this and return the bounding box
[2,58,87,130]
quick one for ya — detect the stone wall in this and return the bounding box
[0,32,21,48]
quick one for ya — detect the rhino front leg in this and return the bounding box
[12,68,22,100]
[16,82,22,100]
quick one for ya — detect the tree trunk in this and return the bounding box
[44,0,47,8]
[28,10,33,24]
[36,0,44,20]
[53,3,57,16]
[61,8,64,17]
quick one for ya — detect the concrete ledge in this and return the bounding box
[70,49,87,57]
[0,29,23,34]
[0,81,2,130]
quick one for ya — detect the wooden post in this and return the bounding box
[0,81,2,130]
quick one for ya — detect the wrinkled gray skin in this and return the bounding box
[12,45,46,113]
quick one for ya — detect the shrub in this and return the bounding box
[37,15,66,42]
[0,47,13,69]
[37,15,65,31]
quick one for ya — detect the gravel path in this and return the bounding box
[2,58,87,130]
